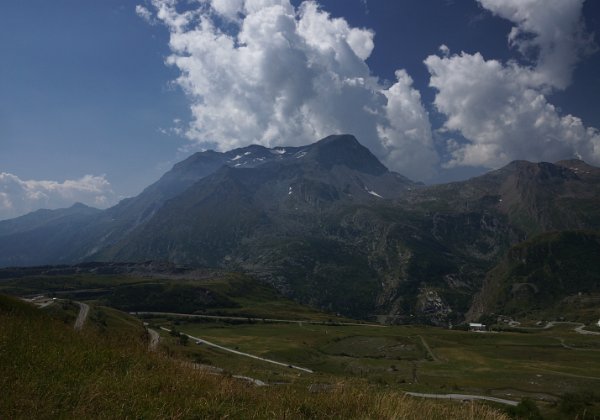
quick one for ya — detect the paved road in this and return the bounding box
[160,327,313,374]
[74,302,90,331]
[574,324,600,336]
[135,311,385,327]
[22,296,55,308]
[38,299,55,309]
[405,392,518,406]
[148,328,160,351]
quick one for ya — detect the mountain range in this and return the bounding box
[2,134,599,323]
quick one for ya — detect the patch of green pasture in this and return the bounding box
[1,272,346,321]
[88,305,147,337]
[204,296,347,321]
[0,274,155,295]
[155,327,320,385]
[157,318,600,401]
[40,299,80,324]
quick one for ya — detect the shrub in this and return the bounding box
[506,398,542,419]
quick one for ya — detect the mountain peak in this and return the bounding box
[494,160,579,183]
[307,134,388,175]
[555,158,598,171]
[69,202,92,210]
[518,161,579,181]
[315,134,361,147]
[555,158,587,166]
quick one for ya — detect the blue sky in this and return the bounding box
[1,0,599,219]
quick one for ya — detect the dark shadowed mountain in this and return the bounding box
[467,230,600,323]
[1,134,410,267]
[354,159,600,323]
[407,159,600,234]
[0,203,100,237]
[0,203,102,267]
[1,134,599,321]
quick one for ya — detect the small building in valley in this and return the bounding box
[469,322,486,332]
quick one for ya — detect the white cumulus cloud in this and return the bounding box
[211,0,244,21]
[478,0,596,90]
[142,0,439,180]
[0,173,115,221]
[424,0,600,170]
[135,5,156,25]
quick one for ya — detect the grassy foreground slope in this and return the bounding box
[0,295,507,419]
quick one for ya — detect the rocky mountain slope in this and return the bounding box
[372,159,600,323]
[1,134,599,322]
[467,230,600,323]
[92,135,417,317]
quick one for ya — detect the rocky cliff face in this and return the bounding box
[373,159,600,323]
[467,230,600,323]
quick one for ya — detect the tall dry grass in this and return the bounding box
[0,295,508,419]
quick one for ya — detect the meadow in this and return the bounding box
[0,294,509,419]
[148,315,600,418]
[2,271,599,418]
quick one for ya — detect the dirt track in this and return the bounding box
[74,302,89,331]
[148,328,160,351]
[405,392,518,406]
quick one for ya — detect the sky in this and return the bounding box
[1,0,599,220]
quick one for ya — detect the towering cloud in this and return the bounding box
[143,0,438,180]
[142,0,599,177]
[425,0,599,169]
[0,173,114,220]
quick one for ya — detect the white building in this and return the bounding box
[469,322,486,332]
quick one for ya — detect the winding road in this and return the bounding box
[574,323,600,336]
